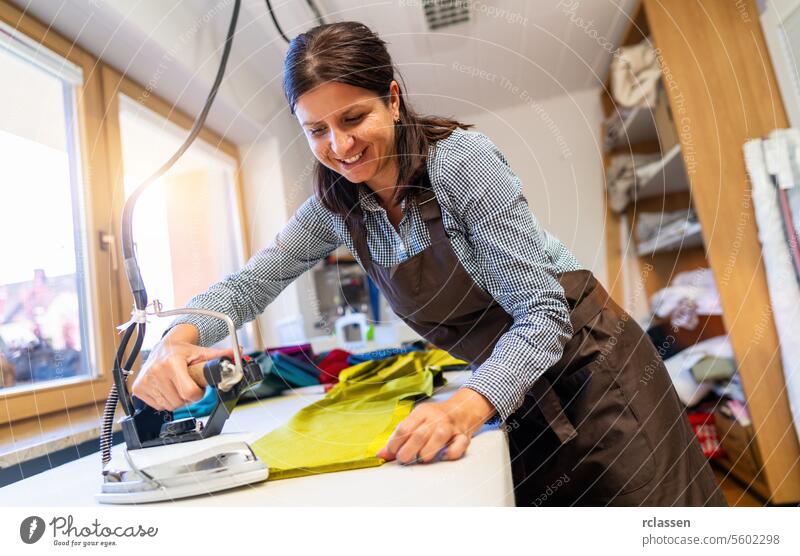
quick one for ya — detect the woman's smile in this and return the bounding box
[334,146,368,170]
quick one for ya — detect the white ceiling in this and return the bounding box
[10,0,639,144]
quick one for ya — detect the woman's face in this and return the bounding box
[295,80,400,188]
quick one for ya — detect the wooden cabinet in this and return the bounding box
[602,0,800,504]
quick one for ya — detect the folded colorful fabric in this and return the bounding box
[251,349,467,480]
[179,349,323,416]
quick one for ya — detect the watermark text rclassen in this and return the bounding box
[643,517,691,527]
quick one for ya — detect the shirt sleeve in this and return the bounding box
[442,132,574,423]
[165,195,342,347]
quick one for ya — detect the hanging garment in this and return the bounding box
[610,38,662,109]
[777,187,800,286]
[343,188,725,506]
[250,349,466,480]
[743,133,800,444]
[761,128,800,248]
[788,181,800,242]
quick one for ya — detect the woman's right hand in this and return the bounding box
[131,324,237,411]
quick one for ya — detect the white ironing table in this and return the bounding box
[0,370,515,506]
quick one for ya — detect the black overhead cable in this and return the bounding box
[266,0,326,45]
[303,0,326,26]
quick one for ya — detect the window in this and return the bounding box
[0,20,95,391]
[0,4,254,426]
[117,95,255,352]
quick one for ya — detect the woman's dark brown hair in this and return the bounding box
[283,21,472,223]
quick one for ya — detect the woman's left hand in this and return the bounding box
[376,388,496,464]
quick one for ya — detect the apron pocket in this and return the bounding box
[584,365,657,498]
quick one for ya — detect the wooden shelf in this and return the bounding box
[602,0,800,504]
[633,144,689,202]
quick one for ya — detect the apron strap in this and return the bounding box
[344,207,375,274]
[346,187,443,272]
[530,374,578,445]
[558,270,607,332]
[525,271,608,446]
[416,188,447,244]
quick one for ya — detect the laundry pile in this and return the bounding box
[635,208,703,256]
[174,340,428,419]
[660,335,736,408]
[604,37,662,150]
[649,267,722,330]
[603,107,635,151]
[610,38,661,110]
[173,340,472,479]
[645,268,743,458]
[252,349,468,480]
[605,152,662,212]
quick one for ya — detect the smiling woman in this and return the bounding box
[281,21,472,226]
[142,20,727,507]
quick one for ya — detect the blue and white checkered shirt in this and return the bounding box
[169,127,582,421]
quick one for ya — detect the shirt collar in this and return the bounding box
[357,184,410,213]
[357,184,383,213]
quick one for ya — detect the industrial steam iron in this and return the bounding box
[95,0,269,504]
[96,304,269,504]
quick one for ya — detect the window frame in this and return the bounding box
[0,1,260,426]
[0,1,119,424]
[101,64,262,356]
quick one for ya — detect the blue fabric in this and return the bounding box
[270,352,320,386]
[173,385,217,419]
[347,345,423,366]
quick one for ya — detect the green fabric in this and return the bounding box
[239,352,319,402]
[690,356,736,382]
[251,349,468,480]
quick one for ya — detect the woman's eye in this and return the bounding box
[346,114,363,123]
[309,128,325,136]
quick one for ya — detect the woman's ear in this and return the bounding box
[390,80,401,118]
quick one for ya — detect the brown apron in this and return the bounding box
[345,188,726,506]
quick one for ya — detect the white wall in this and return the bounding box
[238,110,318,347]
[454,87,607,283]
